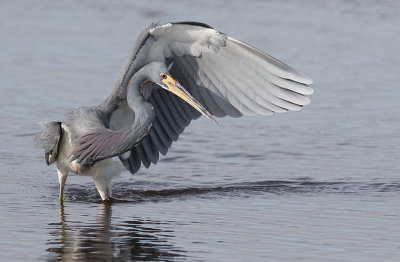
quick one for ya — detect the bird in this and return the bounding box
[35,22,313,202]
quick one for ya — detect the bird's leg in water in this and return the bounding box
[57,169,68,203]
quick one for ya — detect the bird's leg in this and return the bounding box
[57,169,68,204]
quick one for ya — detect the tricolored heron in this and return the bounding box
[35,22,313,202]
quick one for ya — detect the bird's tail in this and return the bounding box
[34,121,62,165]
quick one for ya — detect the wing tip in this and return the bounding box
[297,74,314,85]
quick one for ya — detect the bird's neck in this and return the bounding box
[125,74,155,141]
[128,74,153,116]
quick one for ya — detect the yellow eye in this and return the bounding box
[161,73,167,80]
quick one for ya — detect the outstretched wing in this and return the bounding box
[114,22,313,174]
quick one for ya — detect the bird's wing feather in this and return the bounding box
[119,85,197,174]
[117,22,313,174]
[147,22,313,116]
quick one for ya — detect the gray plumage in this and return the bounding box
[35,22,313,201]
[34,121,62,165]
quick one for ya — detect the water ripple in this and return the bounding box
[64,180,400,203]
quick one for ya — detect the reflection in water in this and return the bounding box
[44,180,400,261]
[46,203,184,261]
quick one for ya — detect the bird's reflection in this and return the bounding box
[46,203,184,261]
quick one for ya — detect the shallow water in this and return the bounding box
[1,0,400,261]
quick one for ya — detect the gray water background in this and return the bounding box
[0,0,399,261]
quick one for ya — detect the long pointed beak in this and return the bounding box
[163,77,217,124]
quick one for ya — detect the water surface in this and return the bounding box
[0,0,399,261]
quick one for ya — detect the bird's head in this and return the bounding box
[148,62,217,124]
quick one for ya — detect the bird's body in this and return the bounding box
[35,22,313,202]
[50,106,120,200]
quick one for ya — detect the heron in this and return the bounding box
[35,22,313,202]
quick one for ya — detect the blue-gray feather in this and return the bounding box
[34,121,62,165]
